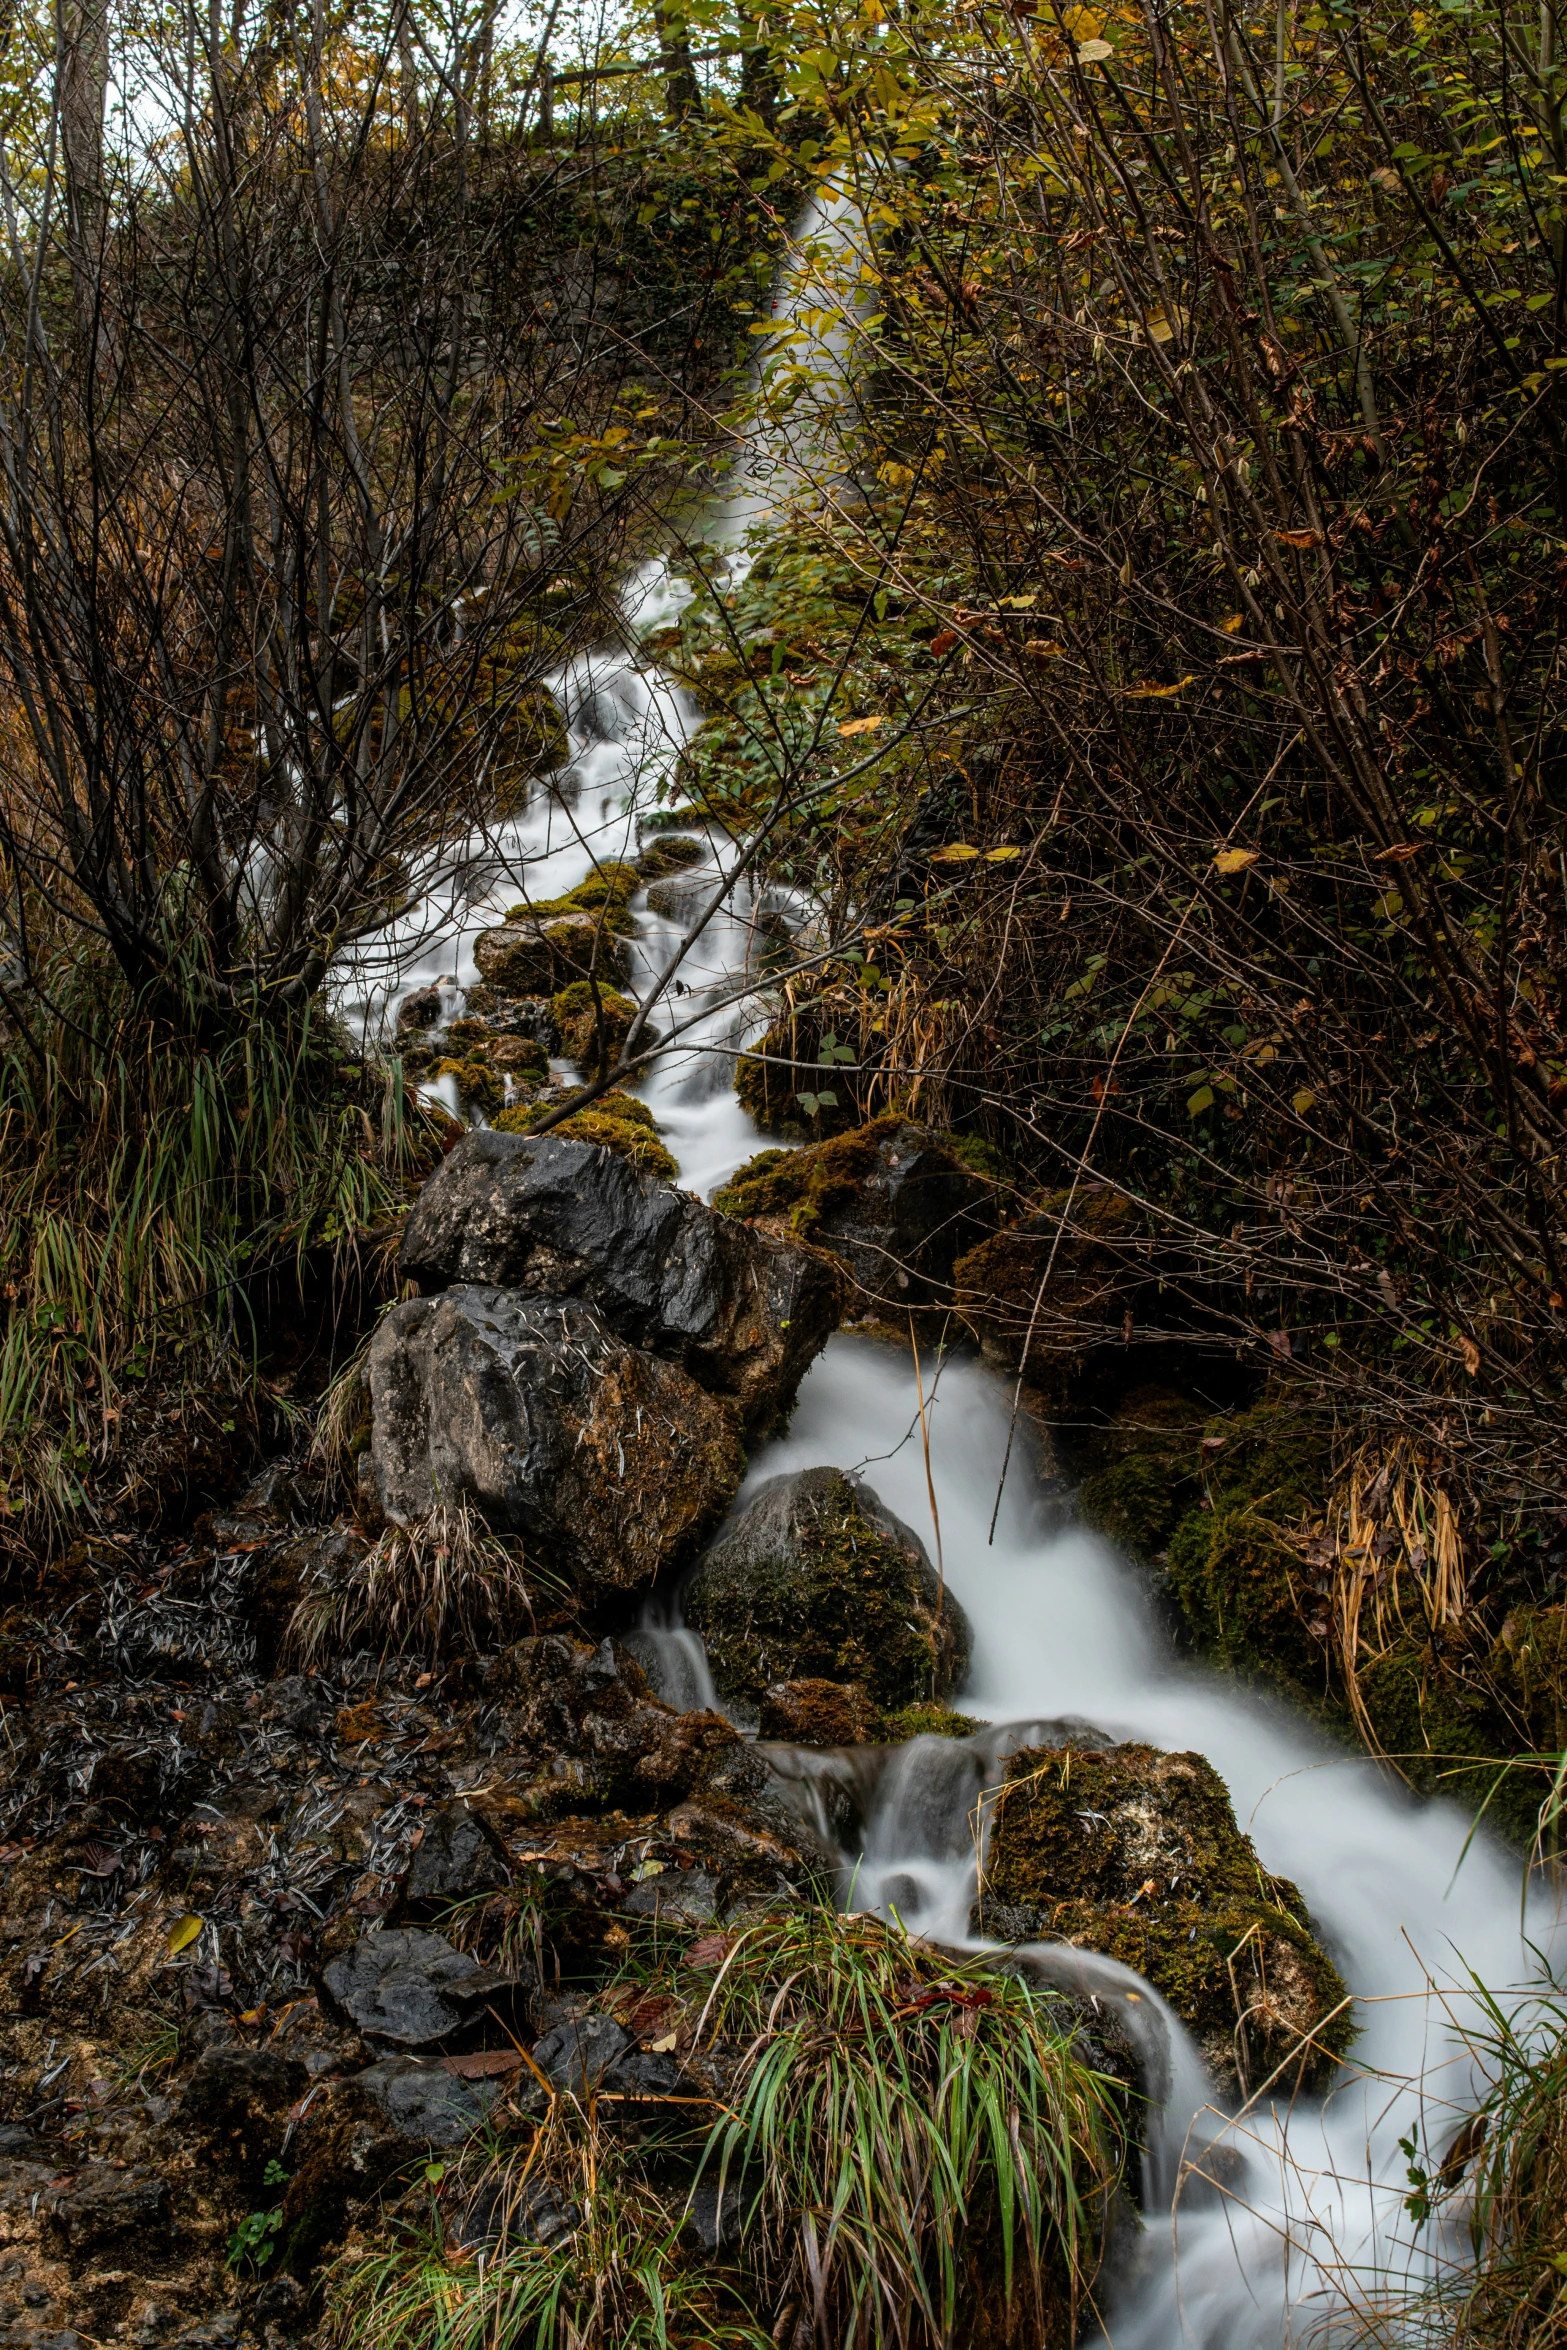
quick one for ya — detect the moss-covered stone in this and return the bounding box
[551,982,639,1073]
[473,912,629,995]
[553,1110,678,1180]
[636,833,707,882]
[757,1677,880,1745]
[1356,1634,1541,1841]
[715,1117,993,1306]
[1159,1403,1330,1689]
[433,1056,504,1119]
[734,1009,862,1135]
[683,1466,971,1713]
[979,1741,1354,2097]
[881,1701,983,1742]
[952,1188,1136,1392]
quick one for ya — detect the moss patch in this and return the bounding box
[980,1742,1354,2097]
[551,982,639,1073]
[433,1056,504,1118]
[881,1701,982,1742]
[683,1467,968,1712]
[715,1116,967,1239]
[552,1110,677,1180]
[636,834,707,881]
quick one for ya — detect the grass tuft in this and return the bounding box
[287,1498,539,1664]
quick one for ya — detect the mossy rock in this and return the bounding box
[715,1117,993,1306]
[433,1056,504,1119]
[1157,1402,1330,1690]
[473,913,629,995]
[1358,1635,1538,1840]
[979,1741,1354,2097]
[683,1466,971,1713]
[505,863,641,929]
[637,834,707,881]
[881,1701,983,1743]
[1490,1602,1567,1755]
[488,1035,550,1080]
[952,1188,1135,1388]
[757,1677,880,1746]
[552,1110,678,1180]
[551,982,639,1073]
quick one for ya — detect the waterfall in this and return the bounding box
[327,179,1563,2343]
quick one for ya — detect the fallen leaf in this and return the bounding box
[1291,1087,1317,1115]
[930,844,981,862]
[929,628,959,655]
[685,1934,732,1967]
[1268,1329,1294,1360]
[1022,638,1066,662]
[1214,847,1259,874]
[1221,612,1245,634]
[1122,675,1196,698]
[984,845,1023,861]
[837,715,885,737]
[166,1914,203,1957]
[442,2049,527,2079]
[1459,1335,1481,1376]
[1274,527,1324,549]
[650,2031,679,2053]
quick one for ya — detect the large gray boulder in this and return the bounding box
[682,1466,971,1714]
[397,1130,838,1431]
[364,1290,744,1598]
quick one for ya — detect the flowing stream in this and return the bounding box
[337,188,1562,2345]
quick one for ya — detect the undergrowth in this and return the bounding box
[319,1908,1127,2350]
[0,940,435,1552]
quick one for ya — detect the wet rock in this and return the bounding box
[49,2169,168,2254]
[179,2045,308,2157]
[757,1678,879,1746]
[250,2277,306,2335]
[355,2055,501,2146]
[619,1866,721,1925]
[976,1740,1355,2098]
[321,1928,509,2048]
[364,1291,744,1599]
[403,1804,512,1905]
[491,1637,745,1808]
[396,1129,839,1430]
[952,1186,1139,1392]
[715,1117,995,1305]
[682,1467,971,1713]
[396,986,445,1035]
[679,2179,745,2254]
[473,911,627,996]
[531,2013,631,2092]
[635,834,706,883]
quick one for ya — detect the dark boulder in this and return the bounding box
[530,2012,630,2093]
[976,1740,1354,2098]
[396,1129,839,1430]
[363,1290,744,1600]
[682,1467,971,1713]
[715,1117,995,1306]
[49,2169,169,2254]
[321,1928,510,2048]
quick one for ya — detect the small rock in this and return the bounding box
[251,2276,306,2333]
[321,1928,508,2047]
[0,2126,40,2159]
[530,2014,631,2093]
[354,2056,500,2147]
[619,1867,721,1925]
[679,2179,745,2253]
[757,1678,880,1746]
[50,2167,169,2252]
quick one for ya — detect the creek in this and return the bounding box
[335,192,1562,2347]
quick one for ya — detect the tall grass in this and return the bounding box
[0,939,433,1548]
[320,1909,1128,2350]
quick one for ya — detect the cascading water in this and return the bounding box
[339,181,1561,2344]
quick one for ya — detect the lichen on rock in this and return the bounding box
[977,1738,1354,2098]
[682,1465,971,1713]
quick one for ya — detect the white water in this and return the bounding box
[327,178,1561,2342]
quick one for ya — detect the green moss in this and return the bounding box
[1080,1452,1191,1560]
[715,1117,959,1238]
[1357,1636,1541,1841]
[684,1468,966,1711]
[982,1742,1354,2097]
[948,1133,1014,1187]
[551,982,638,1073]
[433,1056,504,1118]
[636,834,707,881]
[552,1111,678,1180]
[1157,1402,1330,1689]
[505,862,641,932]
[734,1011,860,1135]
[881,1701,982,1742]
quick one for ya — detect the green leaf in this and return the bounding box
[1186,1085,1215,1114]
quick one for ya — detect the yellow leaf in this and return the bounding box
[166,1914,203,1956]
[1274,528,1324,549]
[837,715,885,737]
[999,593,1037,609]
[985,846,1023,861]
[1123,675,1196,698]
[1214,847,1259,874]
[1291,1088,1317,1115]
[1145,304,1189,345]
[1459,1334,1481,1376]
[1076,36,1114,60]
[1023,638,1066,662]
[1221,612,1245,634]
[930,844,981,861]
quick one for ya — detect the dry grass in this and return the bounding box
[287,1497,541,1664]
